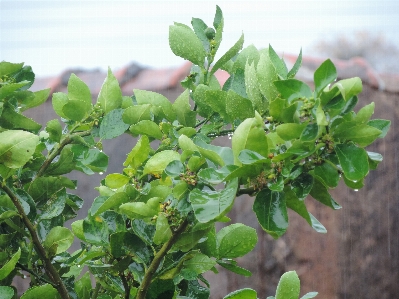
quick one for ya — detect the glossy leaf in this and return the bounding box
[183,253,216,274]
[45,119,62,142]
[335,143,369,181]
[217,260,252,277]
[287,48,302,78]
[67,73,92,110]
[291,173,313,200]
[83,215,109,246]
[367,119,391,138]
[0,248,20,280]
[52,92,69,119]
[134,89,175,122]
[313,162,339,188]
[0,104,41,133]
[223,288,257,299]
[225,90,254,120]
[189,178,238,223]
[300,292,319,299]
[129,120,163,139]
[268,44,288,79]
[253,189,287,239]
[354,102,374,124]
[210,33,244,78]
[275,271,300,299]
[143,150,180,176]
[105,173,130,189]
[314,59,337,95]
[274,79,312,103]
[71,145,108,174]
[334,77,362,100]
[300,123,319,142]
[245,60,265,113]
[333,123,381,147]
[217,223,257,258]
[20,284,58,299]
[110,231,151,263]
[232,111,268,165]
[0,286,14,299]
[309,178,341,209]
[46,146,75,175]
[93,192,129,216]
[62,99,88,121]
[124,135,150,169]
[173,89,197,127]
[43,226,74,255]
[153,213,172,245]
[256,51,279,102]
[122,104,152,125]
[97,67,123,114]
[169,23,206,66]
[38,188,67,221]
[276,123,306,141]
[75,272,92,299]
[99,108,129,139]
[0,130,39,168]
[119,197,160,220]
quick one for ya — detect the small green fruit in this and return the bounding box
[204,27,216,40]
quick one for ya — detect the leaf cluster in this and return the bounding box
[0,5,390,299]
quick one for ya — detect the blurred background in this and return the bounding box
[2,1,399,298]
[1,0,399,76]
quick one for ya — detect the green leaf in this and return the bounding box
[217,223,257,258]
[335,142,369,181]
[0,61,24,77]
[253,189,287,239]
[99,108,129,139]
[0,286,14,299]
[314,59,337,95]
[0,82,30,98]
[233,44,260,72]
[38,188,66,220]
[43,226,74,255]
[134,89,175,122]
[217,260,252,277]
[46,119,62,142]
[183,253,216,274]
[71,219,85,241]
[225,90,254,120]
[210,33,244,78]
[191,17,210,53]
[189,178,238,223]
[0,104,42,133]
[83,215,109,246]
[245,60,265,113]
[62,100,88,121]
[71,145,108,174]
[223,288,257,299]
[256,51,279,102]
[333,123,381,147]
[334,77,362,100]
[232,111,268,165]
[52,92,69,119]
[94,192,130,216]
[367,151,383,170]
[300,292,319,299]
[122,104,152,124]
[172,89,196,127]
[105,173,130,189]
[275,271,300,299]
[268,44,288,79]
[300,123,319,142]
[153,213,172,245]
[67,73,92,111]
[75,272,92,299]
[274,79,312,103]
[46,146,75,175]
[97,67,123,114]
[0,130,39,168]
[367,119,390,138]
[143,150,180,176]
[110,231,151,263]
[169,23,206,66]
[313,162,339,188]
[309,178,341,209]
[0,248,20,280]
[129,120,163,139]
[19,88,51,112]
[354,102,374,124]
[276,123,306,141]
[287,48,302,78]
[20,284,58,299]
[124,135,150,169]
[119,197,160,220]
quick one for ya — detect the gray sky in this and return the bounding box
[1,0,398,77]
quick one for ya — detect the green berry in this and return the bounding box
[204,27,216,40]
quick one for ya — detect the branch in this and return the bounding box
[35,130,91,179]
[16,262,55,286]
[136,218,189,299]
[1,184,70,299]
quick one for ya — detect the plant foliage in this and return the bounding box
[0,6,390,299]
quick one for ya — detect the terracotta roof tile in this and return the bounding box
[31,56,399,98]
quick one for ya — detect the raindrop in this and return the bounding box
[99,172,104,175]
[339,174,342,178]
[228,133,233,139]
[77,265,81,268]
[23,275,27,279]
[354,189,359,192]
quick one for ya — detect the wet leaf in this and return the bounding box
[67,73,92,110]
[97,67,123,114]
[335,142,369,181]
[217,223,257,258]
[334,77,362,100]
[129,120,163,139]
[275,271,300,299]
[0,248,20,280]
[45,119,62,142]
[173,89,197,127]
[105,173,130,189]
[119,197,160,220]
[314,59,337,95]
[93,192,129,216]
[134,89,175,122]
[223,288,257,299]
[313,162,339,188]
[276,123,306,141]
[43,226,74,255]
[124,135,150,169]
[367,119,390,138]
[153,213,172,245]
[99,108,129,139]
[190,178,238,223]
[143,150,180,176]
[274,79,312,103]
[309,178,341,209]
[20,284,58,299]
[0,286,14,299]
[257,51,279,102]
[253,189,287,239]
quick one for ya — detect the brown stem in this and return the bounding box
[35,130,91,179]
[136,219,189,299]
[1,184,70,299]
